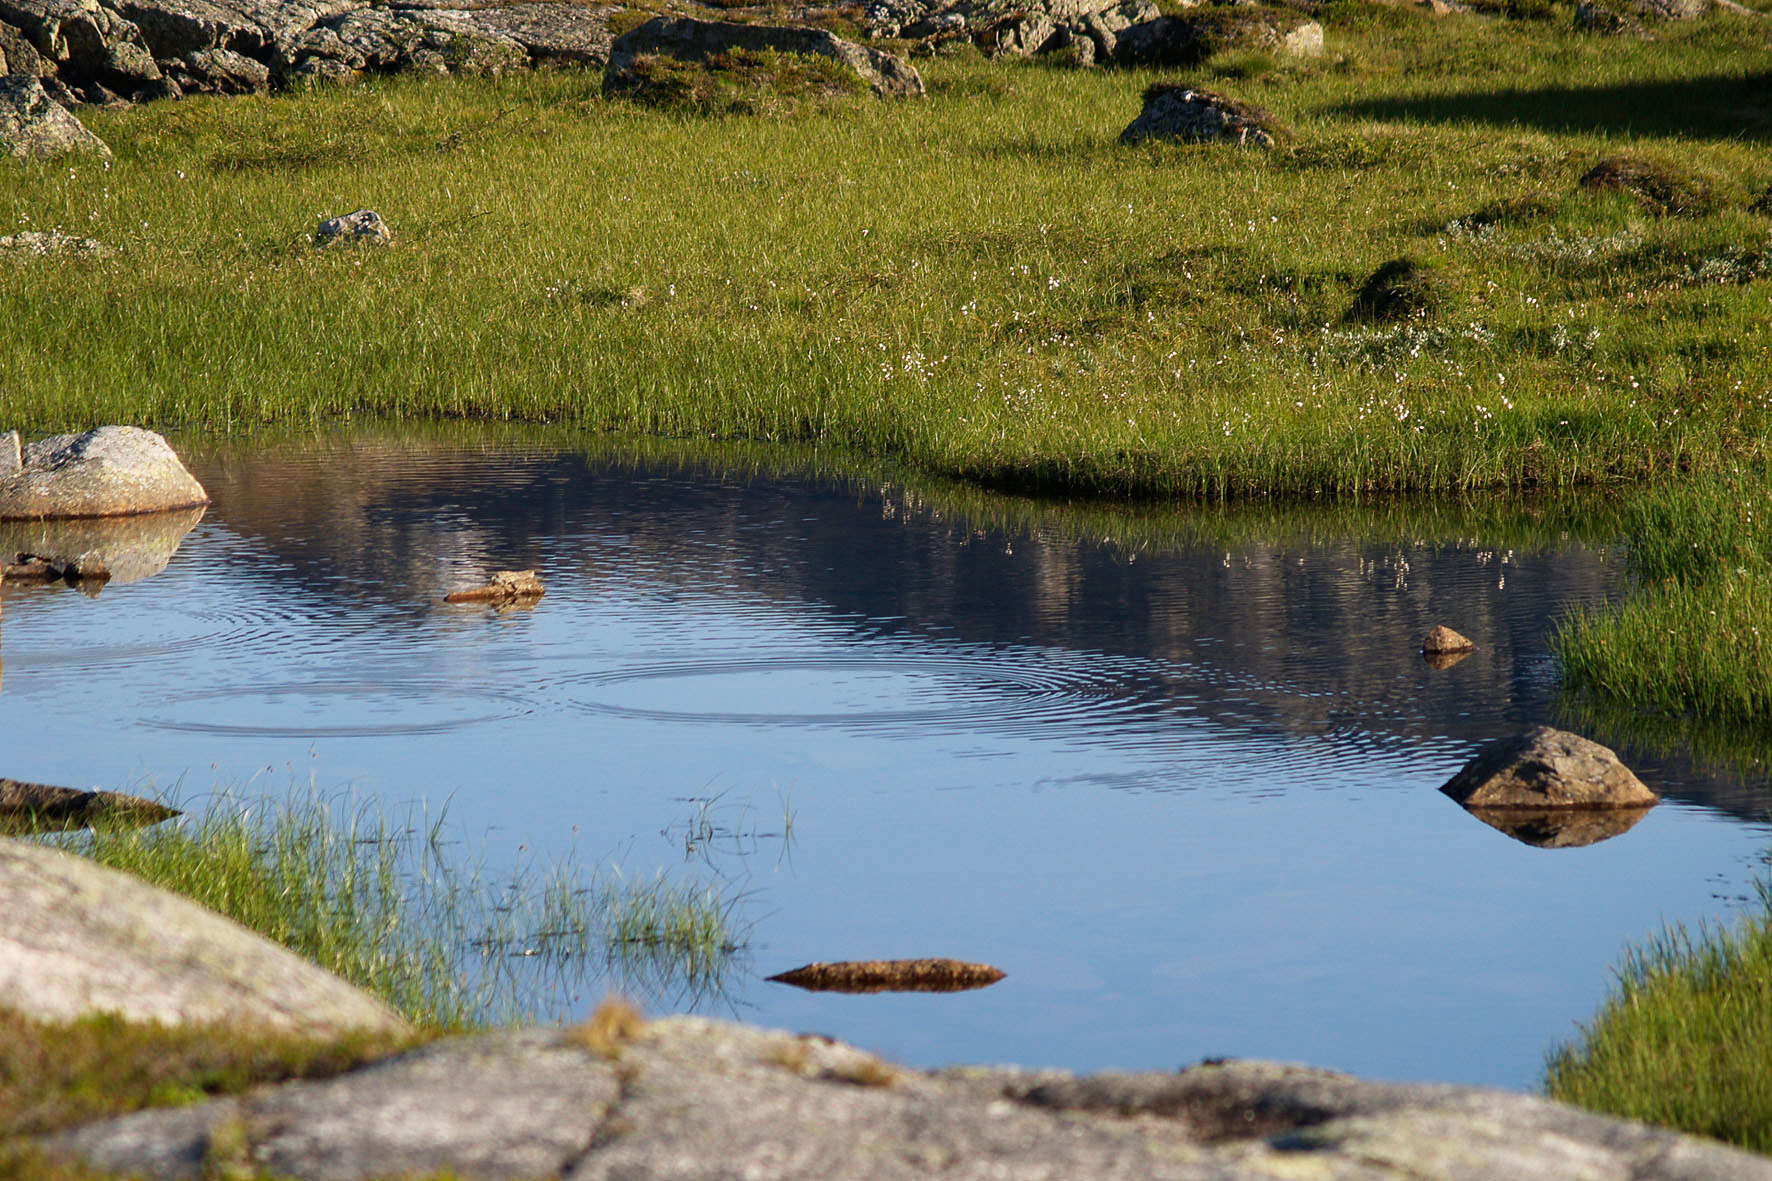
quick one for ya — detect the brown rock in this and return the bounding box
[0,778,177,833]
[444,569,545,604]
[1440,726,1657,810]
[767,958,1006,993]
[1421,625,1474,654]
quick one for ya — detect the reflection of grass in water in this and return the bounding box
[1545,883,1772,1153]
[43,788,749,1029]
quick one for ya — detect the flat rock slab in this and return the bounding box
[1441,726,1657,809]
[0,838,410,1036]
[0,426,209,519]
[0,778,178,832]
[45,1015,1772,1179]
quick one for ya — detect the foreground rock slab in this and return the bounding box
[0,426,209,519]
[1441,725,1658,810]
[47,1015,1772,1179]
[0,838,410,1036]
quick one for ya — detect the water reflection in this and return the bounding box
[0,507,205,586]
[1462,805,1655,849]
[2,427,1769,1088]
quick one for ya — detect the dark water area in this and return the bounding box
[2,429,1768,1089]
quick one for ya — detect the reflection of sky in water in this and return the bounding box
[1,436,1768,1089]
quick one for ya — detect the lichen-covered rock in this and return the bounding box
[1120,83,1284,147]
[1440,726,1658,809]
[880,0,1157,62]
[0,0,163,96]
[606,16,923,99]
[0,838,411,1035]
[0,73,109,158]
[161,44,267,92]
[285,7,528,79]
[45,1016,1772,1179]
[0,426,209,519]
[451,2,612,69]
[0,16,52,74]
[0,227,112,254]
[316,207,390,245]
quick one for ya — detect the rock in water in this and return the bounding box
[0,838,411,1034]
[767,958,1006,993]
[0,427,209,520]
[0,74,111,160]
[1440,726,1657,809]
[0,778,178,833]
[1421,624,1474,653]
[1119,84,1283,147]
[444,568,545,604]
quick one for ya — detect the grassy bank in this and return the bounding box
[3,7,1771,499]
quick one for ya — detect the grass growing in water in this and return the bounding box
[1545,882,1772,1151]
[43,789,749,1029]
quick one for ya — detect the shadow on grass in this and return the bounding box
[1334,72,1772,141]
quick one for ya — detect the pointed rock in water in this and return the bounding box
[767,957,1006,993]
[0,837,411,1034]
[0,777,177,832]
[1421,624,1474,654]
[1440,726,1657,810]
[0,427,209,520]
[0,75,111,160]
[444,568,545,604]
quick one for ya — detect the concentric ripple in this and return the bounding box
[144,680,533,738]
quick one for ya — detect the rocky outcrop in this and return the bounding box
[880,0,1159,62]
[0,72,108,157]
[45,1014,1772,1179]
[605,16,924,99]
[1120,83,1284,147]
[1440,726,1659,809]
[0,838,411,1035]
[0,426,209,519]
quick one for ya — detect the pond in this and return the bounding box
[2,428,1768,1089]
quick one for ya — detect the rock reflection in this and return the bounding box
[1422,650,1472,671]
[0,506,205,587]
[1460,805,1654,849]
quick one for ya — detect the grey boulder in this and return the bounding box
[0,837,411,1035]
[605,16,924,99]
[1120,84,1283,147]
[0,426,209,519]
[0,72,108,157]
[1440,725,1658,809]
[316,207,390,245]
[46,1015,1772,1179]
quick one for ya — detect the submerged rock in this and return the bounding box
[767,957,1006,993]
[1440,726,1658,809]
[0,837,411,1035]
[0,426,209,520]
[0,73,111,158]
[46,1012,1772,1179]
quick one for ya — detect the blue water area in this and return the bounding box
[1,430,1766,1089]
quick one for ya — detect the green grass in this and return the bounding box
[1545,884,1772,1151]
[2,10,1770,499]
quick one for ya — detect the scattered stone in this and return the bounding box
[1421,624,1474,654]
[1113,7,1323,67]
[1466,803,1654,848]
[1119,83,1284,147]
[0,227,113,256]
[0,73,110,158]
[605,16,924,100]
[316,207,390,246]
[444,568,545,603]
[1579,153,1714,215]
[0,426,210,520]
[1349,256,1444,322]
[0,777,178,832]
[1440,725,1658,810]
[768,958,1007,993]
[0,0,165,98]
[45,1014,1772,1179]
[0,837,412,1035]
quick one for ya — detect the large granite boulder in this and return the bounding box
[0,838,411,1035]
[45,1014,1772,1178]
[1440,726,1658,809]
[0,426,209,519]
[1120,83,1284,147]
[0,72,108,157]
[605,16,924,100]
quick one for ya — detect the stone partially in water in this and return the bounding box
[444,569,545,604]
[1440,726,1657,809]
[0,427,209,520]
[0,778,178,833]
[0,837,411,1036]
[1465,804,1654,848]
[1421,625,1474,654]
[767,957,1006,993]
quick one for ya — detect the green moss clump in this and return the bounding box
[618,48,865,116]
[1578,153,1717,216]
[1348,257,1445,321]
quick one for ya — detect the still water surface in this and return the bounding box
[1,431,1768,1088]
